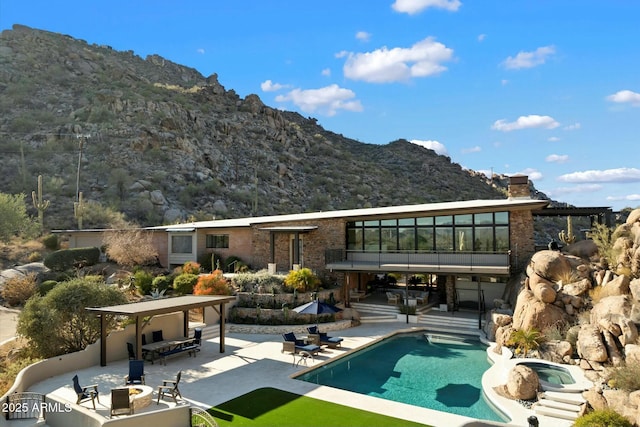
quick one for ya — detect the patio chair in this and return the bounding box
[157,371,182,404]
[72,374,99,409]
[152,330,164,343]
[192,328,202,352]
[110,388,133,417]
[306,326,343,348]
[124,360,145,385]
[281,332,320,356]
[126,342,135,360]
[386,292,400,304]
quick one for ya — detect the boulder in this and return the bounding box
[602,330,623,366]
[618,317,638,346]
[625,344,640,364]
[626,208,640,225]
[512,289,567,331]
[630,278,640,302]
[538,340,573,364]
[564,240,599,259]
[505,365,539,400]
[561,278,591,297]
[528,273,557,303]
[583,388,608,411]
[590,295,632,325]
[528,250,572,282]
[599,274,630,298]
[577,324,608,363]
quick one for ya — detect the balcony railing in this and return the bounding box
[325,249,511,274]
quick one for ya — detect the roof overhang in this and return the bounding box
[326,261,509,276]
[258,226,318,232]
[86,295,235,317]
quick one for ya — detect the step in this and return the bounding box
[542,391,587,404]
[534,405,580,421]
[535,398,582,412]
[359,313,399,323]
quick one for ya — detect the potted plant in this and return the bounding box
[397,304,418,323]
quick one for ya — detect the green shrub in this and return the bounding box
[38,280,58,296]
[232,271,285,293]
[27,251,42,262]
[152,275,173,292]
[42,233,59,250]
[573,409,632,427]
[43,247,101,271]
[133,270,154,295]
[284,268,320,292]
[173,273,198,295]
[399,304,417,315]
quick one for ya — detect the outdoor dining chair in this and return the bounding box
[157,370,182,404]
[110,388,133,417]
[124,360,145,385]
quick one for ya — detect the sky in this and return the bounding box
[1,1,639,211]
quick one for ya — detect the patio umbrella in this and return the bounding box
[292,299,341,326]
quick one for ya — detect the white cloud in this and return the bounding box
[356,31,371,42]
[502,45,556,70]
[461,145,481,154]
[548,184,604,196]
[342,37,454,83]
[477,34,486,42]
[607,194,640,202]
[514,168,543,181]
[545,154,569,163]
[606,90,640,105]
[563,122,581,131]
[501,79,509,86]
[392,0,462,14]
[261,80,288,92]
[557,168,640,183]
[548,136,560,142]
[492,115,560,132]
[274,84,363,116]
[196,48,205,54]
[321,68,331,77]
[409,139,448,156]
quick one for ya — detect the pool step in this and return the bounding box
[533,391,586,422]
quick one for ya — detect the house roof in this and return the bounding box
[86,295,235,317]
[149,198,550,231]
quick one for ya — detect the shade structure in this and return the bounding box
[292,299,341,326]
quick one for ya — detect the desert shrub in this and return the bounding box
[197,252,224,273]
[194,270,232,296]
[38,280,58,296]
[27,251,42,262]
[507,328,544,358]
[284,268,320,293]
[152,275,173,292]
[0,356,41,397]
[42,233,59,250]
[103,229,158,267]
[182,261,201,275]
[43,247,101,271]
[608,361,640,391]
[1,273,37,306]
[133,270,154,295]
[573,409,632,427]
[232,271,285,293]
[173,273,198,295]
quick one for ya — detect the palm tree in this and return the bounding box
[508,328,543,358]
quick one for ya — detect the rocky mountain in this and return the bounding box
[0,24,546,230]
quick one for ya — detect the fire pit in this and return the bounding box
[125,385,153,410]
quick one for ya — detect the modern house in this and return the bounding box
[60,175,549,311]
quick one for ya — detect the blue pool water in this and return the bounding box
[296,333,507,423]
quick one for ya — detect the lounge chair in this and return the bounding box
[124,360,145,385]
[110,388,133,417]
[306,326,343,348]
[386,292,400,304]
[281,332,320,356]
[72,374,99,409]
[157,371,182,404]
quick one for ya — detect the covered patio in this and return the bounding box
[86,295,235,366]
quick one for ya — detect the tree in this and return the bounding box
[0,192,37,242]
[16,276,127,358]
[508,328,544,358]
[103,229,158,267]
[284,268,320,292]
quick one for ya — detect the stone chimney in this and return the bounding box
[508,175,531,199]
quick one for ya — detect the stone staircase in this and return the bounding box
[532,390,586,423]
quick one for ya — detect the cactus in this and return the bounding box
[31,174,50,230]
[74,192,86,230]
[558,215,576,245]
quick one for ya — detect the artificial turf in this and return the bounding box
[205,387,431,427]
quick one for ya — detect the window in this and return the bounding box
[206,234,229,249]
[171,235,192,254]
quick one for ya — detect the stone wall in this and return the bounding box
[509,210,536,273]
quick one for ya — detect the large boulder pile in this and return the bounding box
[486,208,640,425]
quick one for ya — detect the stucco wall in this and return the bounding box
[195,227,254,269]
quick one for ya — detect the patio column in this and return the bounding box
[219,303,226,353]
[135,315,143,361]
[183,310,189,338]
[100,314,107,367]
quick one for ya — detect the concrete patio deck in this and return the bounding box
[25,322,527,427]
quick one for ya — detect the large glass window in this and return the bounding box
[346,211,510,253]
[171,235,192,254]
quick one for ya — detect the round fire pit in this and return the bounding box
[126,385,153,410]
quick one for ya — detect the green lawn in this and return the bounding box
[205,387,431,427]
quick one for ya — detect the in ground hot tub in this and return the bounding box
[517,361,575,386]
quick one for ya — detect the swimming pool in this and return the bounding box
[296,332,507,423]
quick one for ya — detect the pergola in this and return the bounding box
[86,295,236,366]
